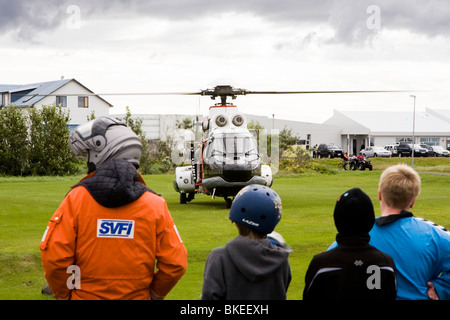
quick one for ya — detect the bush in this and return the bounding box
[28,106,78,175]
[280,146,334,174]
[122,107,153,175]
[0,105,79,176]
[0,106,29,175]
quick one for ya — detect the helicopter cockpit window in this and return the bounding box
[204,132,260,171]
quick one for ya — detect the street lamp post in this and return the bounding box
[410,95,416,168]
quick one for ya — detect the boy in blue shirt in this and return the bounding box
[370,164,450,299]
[330,164,450,299]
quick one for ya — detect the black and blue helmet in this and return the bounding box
[229,184,282,235]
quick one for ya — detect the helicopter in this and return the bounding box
[170,85,399,208]
[172,86,274,208]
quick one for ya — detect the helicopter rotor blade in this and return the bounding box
[10,91,202,97]
[244,90,405,95]
[11,86,410,98]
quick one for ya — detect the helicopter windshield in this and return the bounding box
[204,131,260,174]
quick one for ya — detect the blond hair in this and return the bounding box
[379,164,421,209]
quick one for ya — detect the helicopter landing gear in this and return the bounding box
[225,196,233,209]
[180,193,186,204]
[180,192,195,204]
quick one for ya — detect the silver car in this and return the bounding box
[361,146,392,158]
[430,146,450,157]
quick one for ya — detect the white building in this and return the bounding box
[111,113,199,141]
[111,108,450,154]
[0,78,112,129]
[111,111,342,150]
[116,108,450,156]
[244,113,342,150]
[324,109,450,155]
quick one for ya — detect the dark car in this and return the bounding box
[397,143,411,157]
[409,144,428,157]
[421,145,435,157]
[317,144,343,158]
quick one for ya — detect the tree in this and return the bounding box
[248,121,298,157]
[0,106,29,175]
[176,118,193,130]
[86,110,96,121]
[28,105,77,175]
[123,107,152,174]
[279,126,299,153]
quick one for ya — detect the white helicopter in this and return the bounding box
[172,86,274,208]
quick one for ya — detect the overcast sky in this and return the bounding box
[2,0,450,123]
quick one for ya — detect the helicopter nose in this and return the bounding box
[222,169,252,182]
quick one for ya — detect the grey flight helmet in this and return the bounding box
[69,116,142,173]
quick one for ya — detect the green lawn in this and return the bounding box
[1,159,449,300]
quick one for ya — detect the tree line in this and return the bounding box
[0,105,77,176]
[0,105,177,176]
[0,105,330,176]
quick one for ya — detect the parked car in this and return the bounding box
[409,144,428,157]
[384,144,398,157]
[317,144,343,158]
[430,146,450,157]
[421,145,435,157]
[361,146,391,158]
[397,143,411,157]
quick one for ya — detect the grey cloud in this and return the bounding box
[76,0,450,39]
[379,1,450,37]
[0,0,64,42]
[2,0,450,45]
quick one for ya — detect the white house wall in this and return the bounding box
[34,80,111,126]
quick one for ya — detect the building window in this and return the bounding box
[419,137,439,146]
[396,137,413,143]
[78,96,89,108]
[56,96,67,107]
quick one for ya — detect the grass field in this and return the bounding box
[1,157,450,300]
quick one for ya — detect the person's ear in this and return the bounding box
[409,198,417,209]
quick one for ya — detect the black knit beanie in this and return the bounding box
[333,188,375,234]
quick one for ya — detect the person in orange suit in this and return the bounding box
[40,117,187,300]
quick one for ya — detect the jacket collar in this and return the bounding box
[375,210,414,226]
[335,233,371,246]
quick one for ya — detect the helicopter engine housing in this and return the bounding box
[173,166,195,194]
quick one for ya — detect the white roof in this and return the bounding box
[426,108,450,123]
[336,110,450,134]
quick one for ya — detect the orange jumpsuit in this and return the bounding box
[40,161,187,300]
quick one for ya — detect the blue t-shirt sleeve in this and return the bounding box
[327,241,338,251]
[432,229,450,300]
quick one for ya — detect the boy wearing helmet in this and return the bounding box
[40,117,187,300]
[201,184,291,300]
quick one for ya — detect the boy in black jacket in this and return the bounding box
[303,188,397,300]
